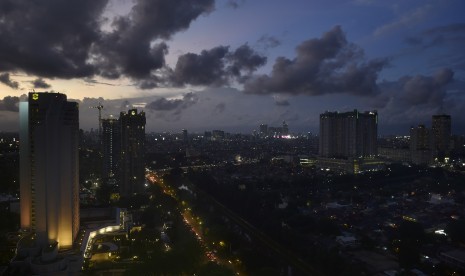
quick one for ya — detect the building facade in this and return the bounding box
[319,110,378,158]
[432,114,451,161]
[120,109,146,195]
[410,125,432,165]
[102,117,121,184]
[20,92,79,248]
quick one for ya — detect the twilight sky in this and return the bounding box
[1,0,464,135]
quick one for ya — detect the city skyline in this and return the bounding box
[0,0,464,134]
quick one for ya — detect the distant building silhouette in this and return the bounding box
[20,92,79,248]
[319,110,378,158]
[432,114,451,162]
[120,109,146,195]
[259,124,268,137]
[212,130,225,141]
[182,129,188,144]
[259,121,289,138]
[282,121,289,135]
[204,131,212,141]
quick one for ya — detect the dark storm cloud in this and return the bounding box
[172,46,229,86]
[243,26,388,96]
[93,0,214,80]
[146,92,199,111]
[83,78,118,86]
[0,96,19,112]
[0,73,19,89]
[371,68,456,126]
[257,35,281,49]
[32,78,51,89]
[400,68,454,106]
[227,44,267,78]
[0,0,264,89]
[137,75,163,90]
[0,0,107,78]
[0,0,214,83]
[374,68,454,109]
[147,98,184,111]
[94,40,168,80]
[171,44,266,86]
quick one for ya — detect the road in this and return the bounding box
[147,171,243,275]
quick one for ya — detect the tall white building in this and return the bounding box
[20,92,79,248]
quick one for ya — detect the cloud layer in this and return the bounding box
[0,0,107,78]
[0,0,271,90]
[146,92,199,112]
[170,44,267,87]
[0,73,19,89]
[243,26,388,96]
[0,0,214,84]
[0,96,19,112]
[32,78,51,89]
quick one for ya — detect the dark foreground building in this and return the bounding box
[120,109,146,195]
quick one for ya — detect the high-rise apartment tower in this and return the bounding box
[410,124,432,165]
[102,117,121,183]
[119,109,146,195]
[20,92,79,248]
[432,114,451,161]
[319,110,378,158]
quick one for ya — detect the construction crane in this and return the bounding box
[90,102,104,138]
